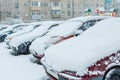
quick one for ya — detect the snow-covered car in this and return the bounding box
[0,25,10,31]
[0,23,29,42]
[10,21,64,55]
[5,22,42,48]
[41,18,120,80]
[29,16,111,64]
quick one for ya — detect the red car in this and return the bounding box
[29,16,110,64]
[41,18,120,80]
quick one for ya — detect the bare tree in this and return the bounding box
[0,0,16,21]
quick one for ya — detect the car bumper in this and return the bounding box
[43,64,104,80]
[45,68,59,80]
[42,63,59,80]
[43,64,81,80]
[45,68,81,80]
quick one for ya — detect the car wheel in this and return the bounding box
[17,41,31,55]
[0,35,7,42]
[103,66,120,80]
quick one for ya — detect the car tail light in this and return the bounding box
[33,53,45,59]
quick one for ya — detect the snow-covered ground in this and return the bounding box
[0,43,47,80]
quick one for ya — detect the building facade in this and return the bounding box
[1,0,119,22]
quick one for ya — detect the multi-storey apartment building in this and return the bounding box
[1,0,119,22]
[0,0,120,21]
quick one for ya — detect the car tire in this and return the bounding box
[17,41,31,55]
[103,66,120,80]
[1,35,7,42]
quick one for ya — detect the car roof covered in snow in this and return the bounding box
[46,16,110,37]
[10,21,64,47]
[67,16,111,22]
[46,21,83,37]
[0,23,27,34]
[42,18,120,76]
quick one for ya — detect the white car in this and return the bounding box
[41,18,120,80]
[29,16,111,64]
[5,22,42,48]
[10,21,64,55]
[0,25,10,31]
[0,23,27,34]
[0,23,29,42]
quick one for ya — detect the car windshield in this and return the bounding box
[33,24,41,29]
[13,25,29,32]
[48,24,59,30]
[0,27,7,31]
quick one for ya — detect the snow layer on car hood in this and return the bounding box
[30,35,62,55]
[42,18,120,75]
[6,25,34,39]
[29,35,49,55]
[10,25,47,48]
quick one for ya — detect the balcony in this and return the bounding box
[32,15,41,20]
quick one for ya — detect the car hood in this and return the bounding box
[29,36,49,55]
[10,28,47,48]
[30,35,62,55]
[6,26,34,40]
[42,18,120,75]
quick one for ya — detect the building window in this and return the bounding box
[15,2,19,9]
[51,10,60,15]
[32,10,40,15]
[67,11,71,16]
[23,2,27,7]
[53,2,59,6]
[67,0,71,2]
[32,1,38,6]
[31,1,41,7]
[67,3,70,8]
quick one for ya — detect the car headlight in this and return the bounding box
[6,37,12,40]
[33,53,45,59]
[60,70,79,77]
[9,37,12,40]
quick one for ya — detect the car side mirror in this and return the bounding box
[74,30,83,36]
